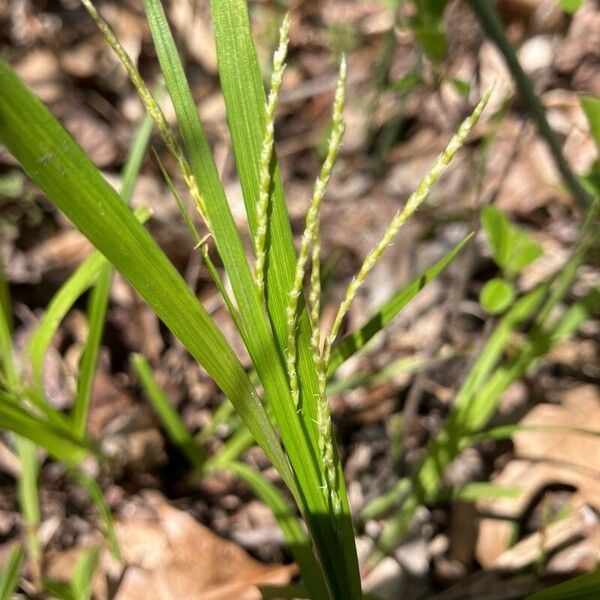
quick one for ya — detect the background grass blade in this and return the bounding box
[27,253,104,390]
[70,546,101,600]
[0,395,92,462]
[0,263,42,582]
[69,469,121,561]
[0,58,294,494]
[73,111,153,437]
[14,437,41,582]
[0,544,23,600]
[27,206,150,393]
[132,353,206,471]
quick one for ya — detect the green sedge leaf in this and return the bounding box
[71,546,101,600]
[209,4,360,597]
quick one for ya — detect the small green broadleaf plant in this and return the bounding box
[479,205,543,314]
[409,0,450,62]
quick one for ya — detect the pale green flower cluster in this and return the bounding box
[254,15,291,296]
[285,56,347,412]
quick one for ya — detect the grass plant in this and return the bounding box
[0,1,598,598]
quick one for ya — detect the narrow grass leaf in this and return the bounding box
[69,469,121,560]
[580,95,600,151]
[0,266,18,390]
[132,353,205,470]
[0,395,92,463]
[0,260,12,336]
[0,545,23,600]
[454,284,548,422]
[328,353,428,396]
[472,423,600,443]
[204,426,255,469]
[71,546,101,600]
[43,579,77,600]
[0,271,42,577]
[27,206,151,392]
[360,478,411,522]
[72,267,111,436]
[448,482,521,501]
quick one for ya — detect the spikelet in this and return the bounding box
[308,217,322,357]
[322,89,492,370]
[315,353,340,513]
[80,0,210,231]
[254,14,290,296]
[285,56,347,410]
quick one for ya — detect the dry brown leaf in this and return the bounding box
[493,505,599,571]
[47,492,296,600]
[476,386,600,568]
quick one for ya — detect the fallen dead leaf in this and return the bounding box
[476,385,600,568]
[47,492,296,600]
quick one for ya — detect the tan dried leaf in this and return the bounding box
[476,386,600,567]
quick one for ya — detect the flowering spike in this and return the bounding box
[322,89,492,371]
[308,217,322,356]
[285,55,347,411]
[80,0,210,230]
[254,14,290,296]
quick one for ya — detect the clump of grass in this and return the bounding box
[0,2,495,597]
